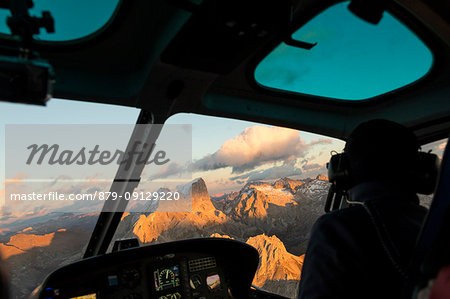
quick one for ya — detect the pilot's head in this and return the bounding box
[344,119,419,188]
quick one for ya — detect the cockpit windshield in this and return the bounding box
[114,112,347,297]
[1,103,447,298]
[0,99,139,298]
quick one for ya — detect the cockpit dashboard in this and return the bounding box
[32,238,259,299]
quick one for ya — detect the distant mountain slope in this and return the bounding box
[232,181,298,219]
[209,233,304,298]
[0,243,24,259]
[247,234,304,281]
[289,179,330,253]
[0,232,55,258]
[273,177,306,192]
[0,214,97,299]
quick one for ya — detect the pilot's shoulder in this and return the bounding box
[311,205,365,232]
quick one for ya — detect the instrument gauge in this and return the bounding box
[189,275,202,290]
[159,269,175,285]
[154,265,181,291]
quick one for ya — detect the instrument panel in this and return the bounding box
[33,238,259,299]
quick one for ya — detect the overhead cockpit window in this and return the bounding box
[254,1,433,100]
[0,0,121,41]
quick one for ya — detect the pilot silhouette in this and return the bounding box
[298,119,429,299]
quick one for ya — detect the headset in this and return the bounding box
[325,151,440,213]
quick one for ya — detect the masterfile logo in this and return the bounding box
[25,142,170,169]
[4,124,193,213]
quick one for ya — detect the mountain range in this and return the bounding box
[1,176,331,298]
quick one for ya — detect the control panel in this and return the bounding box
[33,238,259,299]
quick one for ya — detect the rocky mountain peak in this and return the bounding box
[246,234,304,289]
[316,174,329,181]
[177,178,209,201]
[190,178,209,201]
[232,182,297,219]
[124,178,227,244]
[273,177,305,193]
[247,233,287,253]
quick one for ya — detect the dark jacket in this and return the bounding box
[297,181,427,299]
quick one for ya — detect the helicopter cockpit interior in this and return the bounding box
[0,0,449,298]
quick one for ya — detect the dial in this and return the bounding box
[189,275,202,290]
[159,293,180,299]
[154,265,180,291]
[168,292,181,299]
[159,269,175,285]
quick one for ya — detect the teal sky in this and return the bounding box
[255,2,433,100]
[0,0,120,41]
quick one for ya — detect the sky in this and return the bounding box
[0,0,121,41]
[0,99,342,191]
[0,0,445,225]
[1,96,446,227]
[255,2,433,100]
[0,98,346,226]
[166,115,342,194]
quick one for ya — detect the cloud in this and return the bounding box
[5,173,27,183]
[1,173,29,202]
[309,138,332,146]
[46,175,73,187]
[148,162,186,180]
[193,126,328,174]
[302,163,321,171]
[230,162,303,182]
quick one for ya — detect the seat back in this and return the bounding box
[406,136,450,298]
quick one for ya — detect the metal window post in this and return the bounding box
[84,110,163,258]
